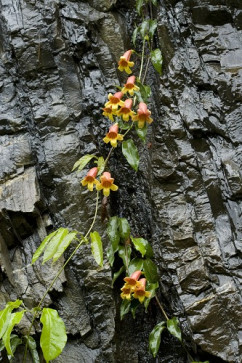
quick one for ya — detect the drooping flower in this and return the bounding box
[123,270,142,290]
[105,92,124,110]
[96,172,118,197]
[102,106,116,121]
[81,167,98,192]
[132,102,153,128]
[118,50,134,74]
[133,278,151,303]
[122,75,140,96]
[120,285,132,300]
[103,123,123,148]
[117,99,135,122]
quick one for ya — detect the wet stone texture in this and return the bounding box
[0,0,241,362]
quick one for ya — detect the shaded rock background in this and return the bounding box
[0,0,241,362]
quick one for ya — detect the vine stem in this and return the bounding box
[138,40,146,80]
[155,295,169,320]
[22,191,100,363]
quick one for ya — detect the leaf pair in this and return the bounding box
[32,228,78,265]
[149,317,182,357]
[72,154,105,175]
[136,0,157,16]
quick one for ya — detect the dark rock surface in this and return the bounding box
[0,0,241,362]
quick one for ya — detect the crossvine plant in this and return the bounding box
[0,1,208,362]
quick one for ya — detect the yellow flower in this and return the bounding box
[132,102,153,128]
[133,278,151,303]
[81,167,98,191]
[105,92,124,110]
[102,106,116,121]
[118,50,134,74]
[103,123,123,148]
[121,75,140,96]
[116,99,135,122]
[120,285,132,300]
[96,172,118,197]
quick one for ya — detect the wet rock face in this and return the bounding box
[0,0,241,362]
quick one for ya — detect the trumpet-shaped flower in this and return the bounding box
[81,167,98,192]
[123,270,142,290]
[133,102,153,128]
[105,92,124,110]
[122,76,140,96]
[117,99,135,122]
[133,278,151,303]
[96,172,118,197]
[120,285,132,300]
[103,123,123,148]
[118,50,134,74]
[102,106,116,121]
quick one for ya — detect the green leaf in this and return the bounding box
[118,218,130,240]
[120,299,131,320]
[122,139,139,172]
[130,299,140,319]
[90,231,103,268]
[136,123,148,142]
[149,321,166,358]
[167,317,182,342]
[148,19,157,38]
[42,228,69,264]
[118,245,131,271]
[107,245,115,267]
[25,336,40,363]
[135,80,151,103]
[2,311,25,356]
[151,48,163,75]
[107,216,120,252]
[112,266,125,287]
[136,0,144,15]
[132,27,139,46]
[52,231,77,262]
[9,334,22,356]
[96,156,105,175]
[143,258,159,283]
[131,237,153,258]
[140,20,149,38]
[151,0,157,5]
[118,118,131,130]
[32,230,58,264]
[128,257,143,275]
[72,154,96,172]
[144,282,159,311]
[0,300,23,339]
[40,308,67,363]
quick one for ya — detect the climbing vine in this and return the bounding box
[0,1,208,362]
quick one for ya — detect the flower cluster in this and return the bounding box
[81,167,118,197]
[120,270,151,304]
[81,50,154,196]
[102,50,153,137]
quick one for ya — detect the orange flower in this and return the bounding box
[123,270,142,290]
[103,123,123,148]
[105,92,124,110]
[122,76,140,96]
[96,172,118,197]
[132,102,153,128]
[118,50,134,74]
[133,278,151,303]
[117,99,135,122]
[81,167,98,191]
[102,106,116,121]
